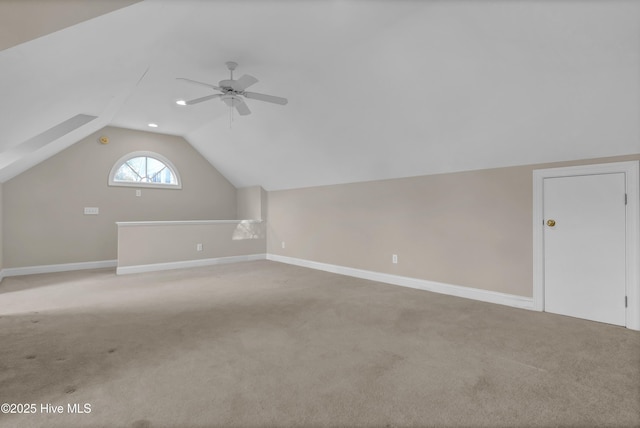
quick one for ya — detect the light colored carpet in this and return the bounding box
[0,260,638,428]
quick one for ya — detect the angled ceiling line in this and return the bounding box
[0,114,98,171]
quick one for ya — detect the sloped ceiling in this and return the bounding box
[1,0,638,190]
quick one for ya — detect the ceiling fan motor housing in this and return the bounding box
[218,79,235,90]
[221,94,242,107]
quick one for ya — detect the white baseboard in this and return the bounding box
[267,254,534,311]
[116,253,267,275]
[0,254,534,312]
[2,260,118,277]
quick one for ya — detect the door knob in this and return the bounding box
[546,219,556,227]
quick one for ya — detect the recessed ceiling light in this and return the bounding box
[176,100,186,106]
[148,123,158,128]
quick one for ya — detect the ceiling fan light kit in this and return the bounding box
[176,61,288,118]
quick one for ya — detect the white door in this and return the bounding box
[543,173,626,326]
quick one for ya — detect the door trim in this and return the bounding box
[533,161,640,330]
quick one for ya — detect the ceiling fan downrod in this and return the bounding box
[225,61,238,80]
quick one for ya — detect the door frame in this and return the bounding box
[533,161,640,330]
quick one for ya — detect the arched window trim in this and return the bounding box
[108,151,182,189]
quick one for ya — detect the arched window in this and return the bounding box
[109,151,182,189]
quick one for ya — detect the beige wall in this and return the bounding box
[267,154,640,298]
[0,183,3,273]
[237,186,267,221]
[3,126,237,268]
[117,222,265,268]
[0,0,141,51]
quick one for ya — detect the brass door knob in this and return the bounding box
[546,219,556,227]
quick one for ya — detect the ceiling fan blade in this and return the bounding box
[243,91,288,105]
[176,77,222,91]
[235,98,251,116]
[233,74,259,91]
[184,94,222,105]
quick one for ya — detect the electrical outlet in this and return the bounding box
[196,243,203,252]
[392,254,398,264]
[84,207,99,215]
[282,241,286,249]
[136,189,141,197]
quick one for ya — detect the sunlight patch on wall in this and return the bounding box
[232,220,265,240]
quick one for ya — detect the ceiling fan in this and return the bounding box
[176,61,288,116]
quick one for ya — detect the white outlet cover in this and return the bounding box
[84,207,99,215]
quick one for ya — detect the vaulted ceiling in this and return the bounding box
[1,0,638,190]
